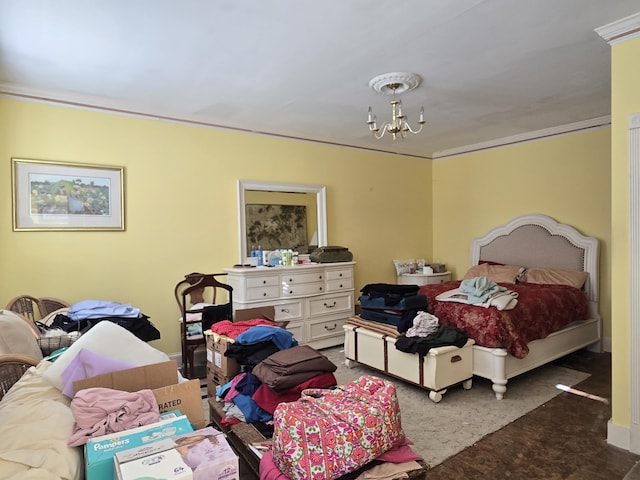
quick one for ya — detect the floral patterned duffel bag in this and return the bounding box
[271,375,405,480]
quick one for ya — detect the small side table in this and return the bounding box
[397,271,451,286]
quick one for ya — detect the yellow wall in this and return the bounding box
[0,97,432,355]
[432,128,612,338]
[610,35,640,428]
[0,96,615,367]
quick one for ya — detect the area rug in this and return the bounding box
[322,345,590,468]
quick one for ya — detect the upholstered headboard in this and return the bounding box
[469,214,600,312]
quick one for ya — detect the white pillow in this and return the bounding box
[0,310,43,360]
[42,320,170,391]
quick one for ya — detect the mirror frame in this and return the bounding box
[237,180,327,262]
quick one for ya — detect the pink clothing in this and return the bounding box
[210,319,276,339]
[68,387,160,446]
[259,440,423,479]
[220,372,247,403]
[376,440,423,463]
[259,452,289,480]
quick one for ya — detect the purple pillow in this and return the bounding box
[61,348,135,398]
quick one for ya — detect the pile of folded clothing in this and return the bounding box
[47,300,160,342]
[211,319,338,432]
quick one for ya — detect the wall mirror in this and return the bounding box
[237,180,327,262]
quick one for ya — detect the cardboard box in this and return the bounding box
[114,438,180,480]
[73,361,206,430]
[206,363,233,397]
[120,448,192,480]
[115,441,193,480]
[85,413,193,480]
[205,333,240,379]
[173,427,239,480]
[234,305,275,322]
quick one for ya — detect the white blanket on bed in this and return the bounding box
[436,287,519,310]
[0,361,82,480]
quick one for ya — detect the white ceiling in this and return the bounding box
[0,1,637,159]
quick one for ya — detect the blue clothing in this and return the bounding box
[67,300,141,320]
[234,325,298,350]
[231,393,273,423]
[459,276,507,304]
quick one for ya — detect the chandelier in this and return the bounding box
[366,72,425,140]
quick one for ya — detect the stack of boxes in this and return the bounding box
[206,332,240,396]
[205,306,276,397]
[74,361,239,480]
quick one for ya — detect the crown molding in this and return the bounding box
[596,11,640,45]
[432,116,611,159]
[0,82,613,161]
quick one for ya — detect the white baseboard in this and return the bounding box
[168,348,207,366]
[608,420,630,451]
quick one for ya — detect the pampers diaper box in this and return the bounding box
[84,413,193,480]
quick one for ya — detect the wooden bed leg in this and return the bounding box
[491,348,508,400]
[492,380,507,400]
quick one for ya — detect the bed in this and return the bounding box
[346,213,601,400]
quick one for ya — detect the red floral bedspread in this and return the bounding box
[419,281,589,358]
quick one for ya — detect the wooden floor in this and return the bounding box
[233,349,639,479]
[427,350,639,479]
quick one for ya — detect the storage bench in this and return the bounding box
[343,321,474,402]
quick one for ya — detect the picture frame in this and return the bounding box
[245,204,307,251]
[12,158,125,231]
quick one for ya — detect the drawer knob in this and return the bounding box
[339,273,343,277]
[281,308,290,313]
[319,287,324,291]
[339,284,343,288]
[289,290,293,295]
[324,301,337,308]
[324,323,338,331]
[451,355,462,363]
[263,280,267,284]
[288,278,293,282]
[318,275,323,279]
[263,292,267,297]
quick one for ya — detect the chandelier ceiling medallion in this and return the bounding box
[366,72,425,140]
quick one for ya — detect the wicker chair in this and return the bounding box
[0,354,38,401]
[37,297,70,316]
[5,295,40,322]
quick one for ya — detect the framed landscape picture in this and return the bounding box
[12,158,125,231]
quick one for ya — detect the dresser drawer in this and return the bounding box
[308,293,353,317]
[398,272,451,286]
[308,316,346,341]
[272,301,303,321]
[326,276,353,292]
[326,268,353,281]
[284,321,305,344]
[281,271,324,285]
[246,275,279,288]
[282,282,325,297]
[245,286,280,301]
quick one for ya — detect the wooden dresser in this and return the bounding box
[224,262,355,349]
